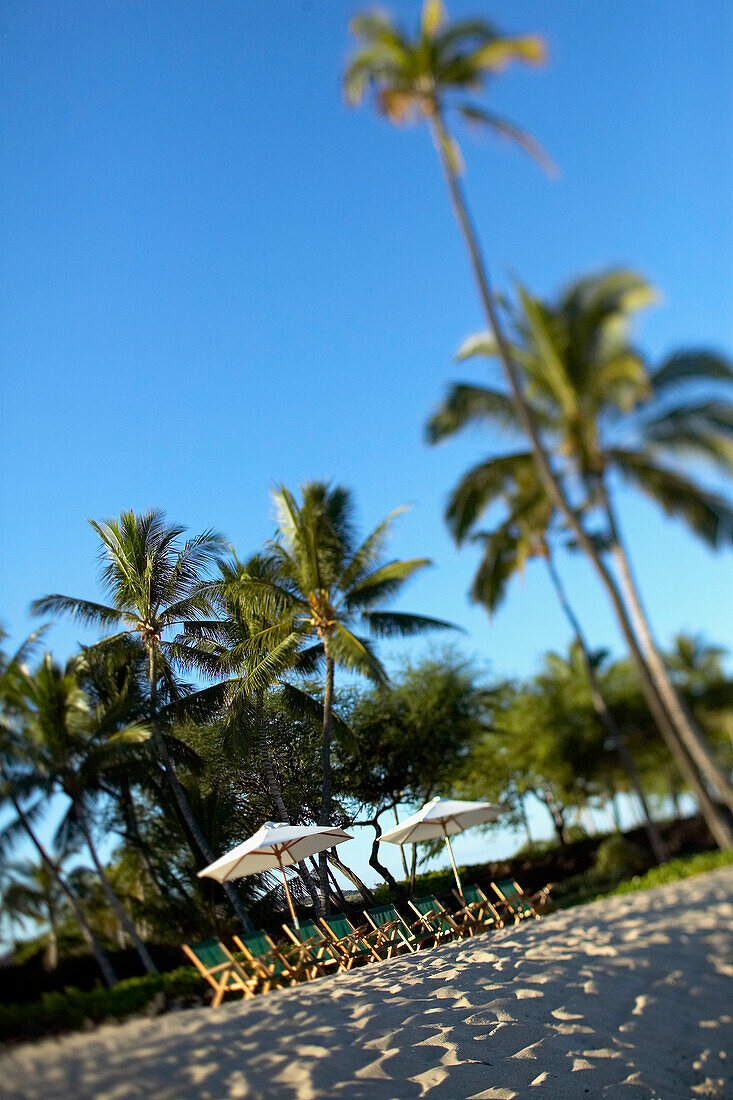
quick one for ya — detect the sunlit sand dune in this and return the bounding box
[3,868,732,1100]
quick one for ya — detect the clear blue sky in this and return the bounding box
[1,2,731,880]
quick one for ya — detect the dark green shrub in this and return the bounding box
[593,834,647,880]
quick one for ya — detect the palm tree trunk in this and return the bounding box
[4,780,117,986]
[597,477,733,810]
[254,694,323,915]
[76,804,157,975]
[147,643,255,933]
[318,646,336,911]
[429,112,733,850]
[542,551,669,863]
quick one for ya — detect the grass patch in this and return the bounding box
[603,847,733,898]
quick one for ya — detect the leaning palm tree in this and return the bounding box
[2,859,66,970]
[427,268,733,842]
[235,482,455,904]
[31,509,255,931]
[451,466,668,861]
[17,653,157,973]
[344,3,733,845]
[0,632,118,985]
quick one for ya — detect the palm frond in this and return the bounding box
[610,449,733,548]
[362,610,458,637]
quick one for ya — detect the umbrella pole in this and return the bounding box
[444,833,463,898]
[278,858,300,930]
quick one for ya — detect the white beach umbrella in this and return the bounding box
[198,821,353,929]
[380,796,501,897]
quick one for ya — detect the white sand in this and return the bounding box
[2,867,732,1100]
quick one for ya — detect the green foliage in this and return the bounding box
[606,848,733,896]
[0,965,205,1044]
[593,834,646,879]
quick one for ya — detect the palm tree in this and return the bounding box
[16,653,157,973]
[1,859,66,970]
[344,3,733,846]
[440,463,668,861]
[0,632,119,985]
[235,482,454,904]
[427,269,733,842]
[31,509,255,932]
[175,552,325,912]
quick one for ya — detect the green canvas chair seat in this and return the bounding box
[233,931,310,992]
[182,937,259,1007]
[282,920,342,976]
[452,883,503,934]
[409,895,465,942]
[319,914,381,968]
[491,878,542,921]
[365,904,434,957]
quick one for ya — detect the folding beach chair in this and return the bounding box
[281,919,342,977]
[491,878,547,921]
[408,895,466,943]
[364,904,434,957]
[319,913,382,969]
[182,937,259,1007]
[233,931,312,992]
[452,883,504,934]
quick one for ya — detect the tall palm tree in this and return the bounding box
[427,268,733,840]
[16,653,157,973]
[175,552,325,912]
[235,483,454,904]
[0,633,119,985]
[443,464,668,860]
[344,3,733,846]
[32,509,255,931]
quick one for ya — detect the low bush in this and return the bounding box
[593,833,647,880]
[0,965,205,1044]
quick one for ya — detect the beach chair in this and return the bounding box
[364,904,434,957]
[491,878,546,921]
[319,913,382,969]
[408,895,466,943]
[233,931,312,992]
[281,919,342,977]
[182,937,259,1007]
[452,883,504,935]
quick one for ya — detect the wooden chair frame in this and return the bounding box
[408,895,466,943]
[452,884,504,935]
[281,920,343,977]
[233,931,312,992]
[364,904,434,957]
[491,878,547,921]
[182,939,259,1007]
[319,914,382,969]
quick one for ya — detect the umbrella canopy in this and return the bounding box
[198,822,353,928]
[380,796,501,896]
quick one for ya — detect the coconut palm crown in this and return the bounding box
[429,269,733,551]
[344,0,553,174]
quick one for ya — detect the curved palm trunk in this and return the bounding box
[597,478,733,809]
[543,552,669,863]
[4,779,117,986]
[326,851,375,906]
[147,644,255,933]
[76,804,157,975]
[318,647,336,912]
[429,113,733,849]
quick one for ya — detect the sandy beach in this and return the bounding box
[2,867,732,1100]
